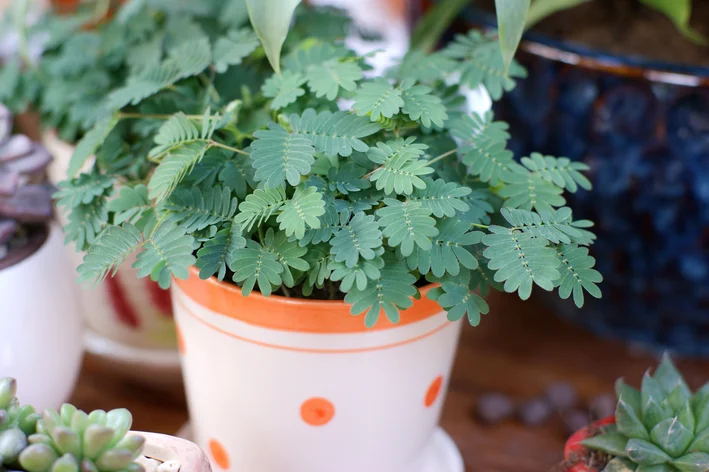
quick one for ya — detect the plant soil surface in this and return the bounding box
[0,224,48,271]
[479,0,709,67]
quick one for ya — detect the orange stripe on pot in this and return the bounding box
[301,397,335,426]
[176,325,186,354]
[175,296,452,354]
[174,267,442,334]
[208,438,230,470]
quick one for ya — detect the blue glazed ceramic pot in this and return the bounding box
[461,7,709,355]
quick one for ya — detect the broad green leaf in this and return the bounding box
[246,0,301,73]
[495,0,531,74]
[638,0,707,45]
[68,115,119,177]
[525,0,591,29]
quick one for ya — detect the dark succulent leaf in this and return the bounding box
[2,147,52,175]
[0,170,19,197]
[688,429,709,454]
[0,135,33,162]
[643,372,670,412]
[694,396,709,434]
[0,185,54,223]
[0,220,17,245]
[644,396,674,431]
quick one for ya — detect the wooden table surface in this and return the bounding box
[69,293,709,472]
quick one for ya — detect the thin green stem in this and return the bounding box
[119,112,204,120]
[280,285,291,298]
[427,148,458,166]
[471,223,489,230]
[209,141,250,157]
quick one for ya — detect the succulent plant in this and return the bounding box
[583,355,709,472]
[18,404,145,472]
[0,104,53,261]
[0,379,40,469]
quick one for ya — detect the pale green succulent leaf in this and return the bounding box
[671,452,709,472]
[617,394,650,440]
[626,438,672,466]
[650,418,694,458]
[582,432,629,457]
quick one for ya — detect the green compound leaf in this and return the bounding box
[276,184,326,239]
[148,141,211,201]
[262,71,307,110]
[263,228,309,288]
[64,197,109,252]
[448,110,510,145]
[283,42,346,73]
[329,212,383,268]
[554,243,603,308]
[77,224,143,285]
[353,78,405,121]
[250,122,316,188]
[482,226,561,300]
[367,137,433,195]
[377,198,439,257]
[501,207,596,245]
[500,164,566,214]
[436,272,490,326]
[133,222,196,289]
[107,184,152,229]
[407,178,472,218]
[289,108,380,157]
[443,31,527,100]
[212,28,260,73]
[401,80,448,128]
[345,257,417,327]
[519,153,592,192]
[329,254,384,293]
[461,139,514,186]
[195,223,247,281]
[390,50,456,83]
[54,173,115,209]
[229,240,284,296]
[408,218,483,277]
[306,59,363,100]
[233,186,288,232]
[165,185,239,233]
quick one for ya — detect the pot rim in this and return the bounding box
[564,416,616,472]
[173,266,444,333]
[462,7,709,86]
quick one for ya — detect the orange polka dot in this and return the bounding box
[425,376,443,408]
[301,397,335,426]
[209,438,230,470]
[176,325,186,354]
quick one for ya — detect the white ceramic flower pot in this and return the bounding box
[172,268,464,472]
[42,132,181,387]
[0,224,83,410]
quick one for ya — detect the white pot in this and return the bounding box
[42,132,181,387]
[0,224,83,410]
[172,268,464,472]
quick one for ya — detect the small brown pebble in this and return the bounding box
[518,397,553,426]
[590,393,616,420]
[476,393,515,425]
[546,382,578,411]
[564,409,591,435]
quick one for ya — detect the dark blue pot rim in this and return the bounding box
[461,6,709,86]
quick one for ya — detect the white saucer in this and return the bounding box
[176,423,463,472]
